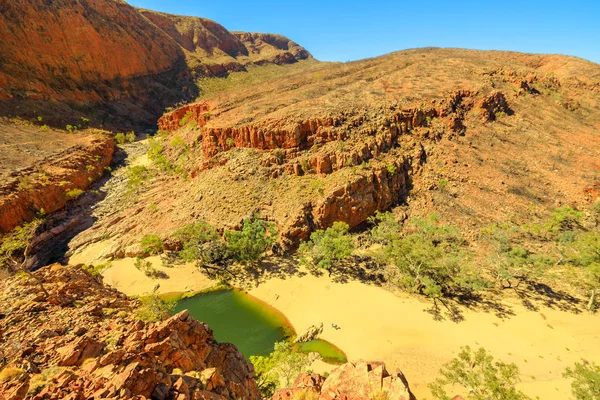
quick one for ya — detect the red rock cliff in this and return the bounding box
[0,264,261,400]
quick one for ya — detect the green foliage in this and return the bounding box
[484,224,554,289]
[65,188,84,200]
[171,222,224,263]
[299,222,354,271]
[249,341,310,397]
[135,294,175,322]
[565,231,600,311]
[438,178,449,190]
[125,131,135,143]
[82,262,111,277]
[368,211,402,245]
[224,218,277,264]
[134,256,164,278]
[126,165,152,192]
[179,111,194,126]
[374,215,486,298]
[140,234,164,255]
[65,124,76,133]
[0,220,41,271]
[226,137,235,147]
[148,137,173,171]
[429,346,531,400]
[385,164,397,174]
[545,206,584,233]
[564,360,600,400]
[170,135,187,149]
[114,132,135,145]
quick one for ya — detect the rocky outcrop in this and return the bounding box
[293,323,324,344]
[271,361,414,400]
[0,265,260,400]
[158,90,509,163]
[0,134,115,234]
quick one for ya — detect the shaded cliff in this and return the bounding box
[0,0,312,129]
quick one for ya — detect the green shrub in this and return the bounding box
[179,111,194,126]
[374,215,486,298]
[0,367,26,383]
[148,137,173,171]
[250,341,310,398]
[82,262,111,277]
[114,132,126,144]
[0,220,41,271]
[564,360,600,400]
[140,234,164,255]
[225,218,277,264]
[429,346,531,400]
[134,256,165,278]
[126,165,152,192]
[125,131,135,143]
[385,164,397,174]
[171,222,224,263]
[65,188,84,200]
[135,294,175,322]
[545,206,584,233]
[115,132,135,144]
[299,222,354,272]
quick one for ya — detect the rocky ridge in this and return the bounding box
[73,47,598,253]
[0,265,260,399]
[0,0,311,129]
[0,134,115,234]
[270,362,414,400]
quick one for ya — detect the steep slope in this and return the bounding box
[0,0,312,129]
[138,10,311,78]
[0,264,261,399]
[68,48,600,254]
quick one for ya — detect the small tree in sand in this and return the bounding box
[565,231,600,311]
[429,346,531,400]
[299,221,354,274]
[374,214,486,299]
[564,360,600,400]
[225,217,277,264]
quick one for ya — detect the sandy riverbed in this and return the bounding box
[70,246,600,399]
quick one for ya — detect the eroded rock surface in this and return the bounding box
[271,361,414,400]
[0,265,260,400]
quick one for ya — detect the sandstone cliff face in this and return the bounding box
[0,0,312,129]
[0,134,115,234]
[271,361,414,400]
[0,265,260,400]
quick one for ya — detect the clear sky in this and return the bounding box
[127,0,600,64]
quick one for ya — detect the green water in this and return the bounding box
[173,289,293,357]
[297,339,348,364]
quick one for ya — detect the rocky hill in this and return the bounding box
[70,48,600,253]
[0,0,311,129]
[0,264,416,400]
[0,265,261,399]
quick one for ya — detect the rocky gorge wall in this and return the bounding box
[0,0,312,129]
[0,135,115,234]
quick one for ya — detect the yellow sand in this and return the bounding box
[68,241,216,297]
[70,242,599,399]
[247,272,600,399]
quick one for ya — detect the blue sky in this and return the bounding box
[128,0,600,64]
